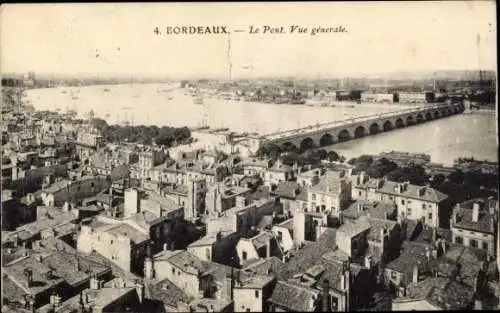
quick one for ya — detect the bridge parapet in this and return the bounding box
[263,102,462,142]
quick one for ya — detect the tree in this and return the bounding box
[365,158,398,178]
[430,173,445,188]
[448,169,465,184]
[327,150,340,162]
[386,164,429,186]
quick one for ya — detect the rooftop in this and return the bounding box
[337,216,371,237]
[309,170,346,194]
[147,278,192,308]
[268,280,319,312]
[452,198,495,234]
[154,250,213,275]
[358,179,448,203]
[273,181,308,201]
[105,223,149,244]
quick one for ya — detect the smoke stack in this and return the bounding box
[472,202,480,222]
[322,279,331,312]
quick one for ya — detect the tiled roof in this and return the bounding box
[398,276,475,310]
[273,181,303,200]
[249,231,274,249]
[147,277,192,307]
[337,216,371,237]
[378,180,448,203]
[343,200,376,220]
[235,270,275,289]
[243,257,284,276]
[126,210,165,231]
[385,241,434,274]
[366,217,398,242]
[274,228,342,288]
[268,280,319,311]
[452,198,495,234]
[154,250,213,275]
[161,183,189,196]
[309,171,345,194]
[276,219,294,231]
[106,223,149,244]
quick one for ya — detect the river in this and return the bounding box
[25,83,497,166]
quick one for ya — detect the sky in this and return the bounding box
[1,2,497,79]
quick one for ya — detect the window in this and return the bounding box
[312,194,317,201]
[242,251,247,261]
[389,196,393,200]
[172,268,175,274]
[91,182,95,188]
[359,191,362,196]
[470,239,478,248]
[428,213,433,220]
[110,240,114,245]
[391,271,398,279]
[407,208,412,216]
[455,236,463,244]
[246,309,251,312]
[255,290,259,298]
[401,200,405,205]
[482,242,488,250]
[422,204,426,210]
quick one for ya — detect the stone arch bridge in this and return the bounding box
[260,102,465,152]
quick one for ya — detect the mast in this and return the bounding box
[477,33,483,88]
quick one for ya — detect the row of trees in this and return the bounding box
[91,118,191,146]
[256,143,345,166]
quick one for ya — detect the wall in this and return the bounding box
[43,176,110,207]
[77,228,132,272]
[271,225,294,253]
[392,299,441,311]
[451,227,495,255]
[236,239,260,265]
[233,287,265,312]
[153,259,201,298]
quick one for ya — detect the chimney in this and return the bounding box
[472,202,480,222]
[431,227,437,242]
[474,299,483,310]
[90,274,101,290]
[145,248,154,279]
[322,279,330,312]
[412,265,419,283]
[380,228,385,245]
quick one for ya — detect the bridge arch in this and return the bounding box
[281,142,299,153]
[337,129,351,142]
[434,111,441,118]
[406,116,415,125]
[354,126,367,138]
[416,114,425,123]
[299,137,316,152]
[440,110,447,116]
[369,123,381,135]
[425,112,433,121]
[447,108,453,115]
[383,120,393,131]
[395,118,405,128]
[319,133,335,147]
